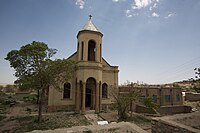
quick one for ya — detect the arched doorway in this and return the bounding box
[86,77,96,109]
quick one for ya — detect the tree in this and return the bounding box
[4,84,16,93]
[143,97,160,115]
[111,86,140,120]
[5,41,77,122]
[0,85,4,91]
[192,67,200,93]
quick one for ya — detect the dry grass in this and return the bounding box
[0,113,91,133]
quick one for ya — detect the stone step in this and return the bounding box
[85,109,95,114]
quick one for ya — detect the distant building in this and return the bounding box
[119,86,183,109]
[48,17,119,113]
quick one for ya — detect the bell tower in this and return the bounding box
[77,15,103,63]
[48,16,119,114]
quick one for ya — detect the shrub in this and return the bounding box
[23,95,37,103]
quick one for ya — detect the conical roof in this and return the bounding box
[82,19,99,32]
[77,16,103,38]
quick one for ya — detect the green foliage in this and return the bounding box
[112,90,140,120]
[5,41,77,91]
[143,97,159,109]
[23,95,37,103]
[4,84,16,93]
[143,97,160,115]
[193,68,200,93]
[5,41,77,122]
[0,85,4,91]
[192,85,200,93]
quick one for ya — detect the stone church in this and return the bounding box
[48,17,119,113]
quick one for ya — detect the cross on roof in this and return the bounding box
[89,15,92,20]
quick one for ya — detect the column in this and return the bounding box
[99,82,102,111]
[170,89,173,106]
[92,89,95,110]
[82,82,86,113]
[75,82,80,113]
[95,82,99,113]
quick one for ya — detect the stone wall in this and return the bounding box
[151,112,200,133]
[185,92,200,101]
[131,104,191,115]
[135,104,156,114]
[157,105,192,115]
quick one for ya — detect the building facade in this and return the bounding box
[48,18,119,113]
[119,86,183,108]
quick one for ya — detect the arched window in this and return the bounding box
[88,40,96,61]
[102,83,108,98]
[63,83,71,99]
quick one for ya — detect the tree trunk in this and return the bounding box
[130,101,133,117]
[38,88,45,122]
[37,89,40,104]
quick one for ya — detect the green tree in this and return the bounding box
[111,88,140,120]
[192,67,200,93]
[143,97,160,115]
[5,41,77,122]
[0,85,4,91]
[5,84,16,93]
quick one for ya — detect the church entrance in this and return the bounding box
[86,88,91,108]
[86,77,96,110]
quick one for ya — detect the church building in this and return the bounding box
[48,17,119,113]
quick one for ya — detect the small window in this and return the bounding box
[152,95,157,103]
[176,94,180,101]
[102,83,108,98]
[165,95,171,102]
[139,96,145,103]
[63,83,70,99]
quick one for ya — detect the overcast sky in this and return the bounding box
[0,0,200,85]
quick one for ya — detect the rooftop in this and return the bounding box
[82,16,99,32]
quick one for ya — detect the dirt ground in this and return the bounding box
[173,112,200,130]
[2,93,199,133]
[0,94,90,133]
[184,101,200,111]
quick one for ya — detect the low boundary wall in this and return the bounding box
[185,92,200,101]
[151,112,200,133]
